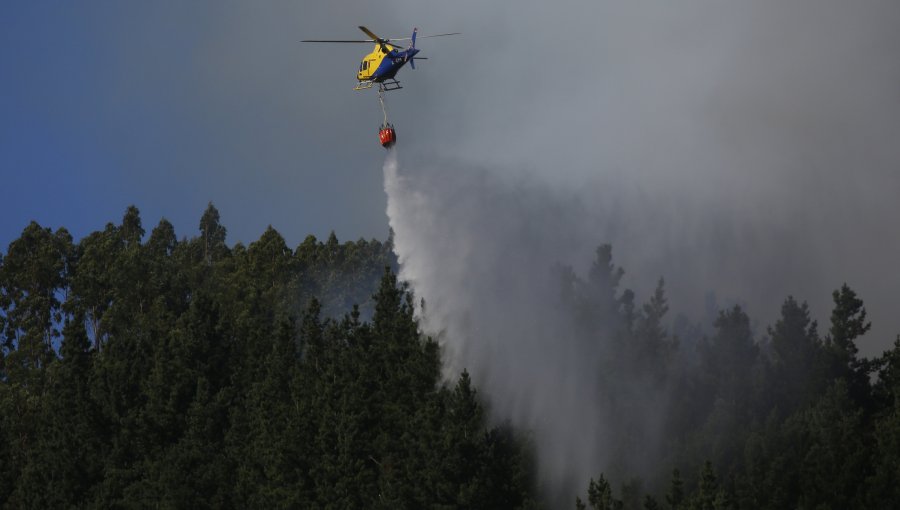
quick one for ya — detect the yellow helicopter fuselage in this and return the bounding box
[356,43,397,82]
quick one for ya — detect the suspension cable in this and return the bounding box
[378,85,388,126]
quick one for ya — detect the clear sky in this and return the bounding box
[3,1,900,353]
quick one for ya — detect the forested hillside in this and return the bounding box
[0,205,538,508]
[564,247,900,509]
[2,205,899,509]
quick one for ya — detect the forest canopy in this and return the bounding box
[1,204,898,509]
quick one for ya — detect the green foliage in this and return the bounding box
[571,278,895,510]
[582,474,623,510]
[199,202,228,265]
[659,283,890,510]
[866,396,900,505]
[688,461,717,510]
[666,468,684,510]
[826,284,874,407]
[796,380,869,509]
[2,206,900,508]
[8,313,103,507]
[0,222,72,380]
[0,205,537,508]
[767,297,825,414]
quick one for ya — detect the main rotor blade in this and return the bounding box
[358,26,382,41]
[384,32,461,42]
[305,27,459,45]
[300,39,374,43]
[416,32,461,39]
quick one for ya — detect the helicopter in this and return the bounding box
[302,26,459,148]
[302,26,460,92]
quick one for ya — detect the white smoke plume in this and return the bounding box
[379,0,900,503]
[384,151,669,500]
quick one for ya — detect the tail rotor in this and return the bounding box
[407,28,418,69]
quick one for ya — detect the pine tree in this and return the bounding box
[68,223,120,350]
[121,205,145,247]
[635,278,672,382]
[705,306,759,401]
[866,389,900,505]
[690,461,718,510]
[239,319,305,508]
[666,469,684,510]
[0,222,72,380]
[585,474,623,510]
[797,380,868,509]
[8,313,102,507]
[826,284,872,407]
[199,202,228,265]
[768,296,823,414]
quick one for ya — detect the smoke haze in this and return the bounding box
[383,0,900,354]
[384,148,678,501]
[379,0,900,501]
[383,151,604,496]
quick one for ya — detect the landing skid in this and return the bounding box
[353,79,402,91]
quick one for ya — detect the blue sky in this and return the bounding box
[1,2,408,249]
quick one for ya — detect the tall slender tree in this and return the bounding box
[826,284,872,407]
[199,202,228,265]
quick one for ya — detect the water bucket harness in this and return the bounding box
[378,85,389,127]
